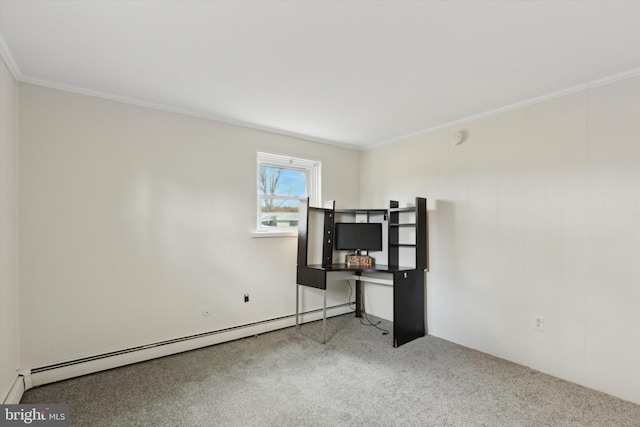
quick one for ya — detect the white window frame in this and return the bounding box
[254,151,321,237]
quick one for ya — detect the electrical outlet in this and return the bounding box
[244,294,249,303]
[532,316,544,332]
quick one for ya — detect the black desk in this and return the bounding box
[296,264,425,347]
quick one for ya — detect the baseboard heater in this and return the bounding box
[27,303,352,388]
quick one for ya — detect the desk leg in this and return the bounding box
[295,283,300,329]
[322,289,327,344]
[295,284,327,344]
[355,277,362,318]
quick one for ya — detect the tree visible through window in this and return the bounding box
[256,152,320,233]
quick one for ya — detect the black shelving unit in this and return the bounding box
[296,197,428,347]
[388,198,428,270]
[387,198,428,346]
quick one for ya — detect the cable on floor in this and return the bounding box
[347,280,389,335]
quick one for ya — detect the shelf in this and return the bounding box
[309,206,334,213]
[335,208,387,215]
[389,243,417,248]
[389,223,416,227]
[389,207,416,213]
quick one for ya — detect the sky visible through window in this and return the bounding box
[277,169,306,197]
[260,166,306,209]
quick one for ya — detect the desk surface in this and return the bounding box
[305,263,417,273]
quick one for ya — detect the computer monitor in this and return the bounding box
[334,222,383,252]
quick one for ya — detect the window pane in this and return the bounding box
[256,151,319,234]
[260,198,299,228]
[259,166,306,197]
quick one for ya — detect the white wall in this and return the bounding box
[360,75,640,404]
[18,83,360,369]
[0,57,19,402]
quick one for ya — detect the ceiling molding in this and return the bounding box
[17,73,357,151]
[2,2,638,150]
[364,66,640,151]
[17,65,640,153]
[3,25,638,153]
[0,32,21,80]
[0,27,354,150]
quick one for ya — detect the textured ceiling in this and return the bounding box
[1,0,639,149]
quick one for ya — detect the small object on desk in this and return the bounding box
[345,254,374,268]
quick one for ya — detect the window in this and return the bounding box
[256,152,321,235]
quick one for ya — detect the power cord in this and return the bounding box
[347,280,356,312]
[361,311,390,335]
[347,280,389,336]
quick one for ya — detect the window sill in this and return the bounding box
[252,230,298,238]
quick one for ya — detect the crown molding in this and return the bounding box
[365,66,640,150]
[18,73,359,151]
[3,23,639,153]
[0,32,21,80]
[0,29,355,150]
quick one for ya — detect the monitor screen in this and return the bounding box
[334,222,383,252]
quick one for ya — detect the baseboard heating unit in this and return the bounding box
[26,304,351,389]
